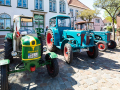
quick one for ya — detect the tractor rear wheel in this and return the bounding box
[87,46,98,59]
[46,30,56,52]
[39,37,43,56]
[4,39,13,63]
[108,40,116,49]
[0,65,9,90]
[45,54,59,78]
[96,41,108,52]
[64,43,73,64]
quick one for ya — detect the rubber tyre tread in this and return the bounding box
[4,39,13,63]
[87,46,98,59]
[108,40,116,49]
[96,41,108,52]
[64,43,73,64]
[46,56,59,78]
[39,37,43,56]
[0,65,9,90]
[46,30,56,52]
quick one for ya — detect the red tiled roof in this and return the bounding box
[103,19,110,23]
[67,0,90,9]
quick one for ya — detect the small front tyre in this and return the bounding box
[45,54,59,78]
[108,40,116,49]
[87,46,98,59]
[64,43,73,64]
[96,41,108,52]
[0,65,9,90]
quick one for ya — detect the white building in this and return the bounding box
[67,0,89,29]
[0,0,70,36]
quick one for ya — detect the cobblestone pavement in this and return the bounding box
[0,44,120,90]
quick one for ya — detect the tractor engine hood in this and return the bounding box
[21,35,41,61]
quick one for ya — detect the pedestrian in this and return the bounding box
[45,26,48,36]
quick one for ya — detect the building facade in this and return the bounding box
[103,19,117,31]
[67,0,89,29]
[0,0,70,35]
[92,17,105,31]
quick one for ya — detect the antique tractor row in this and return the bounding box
[75,22,116,52]
[0,15,59,90]
[46,15,98,64]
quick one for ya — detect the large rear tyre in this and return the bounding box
[4,39,13,63]
[0,65,9,90]
[96,41,108,52]
[45,54,59,78]
[64,43,73,64]
[108,40,116,49]
[39,37,43,56]
[46,30,56,52]
[87,46,98,59]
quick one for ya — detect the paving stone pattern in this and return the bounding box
[0,42,120,90]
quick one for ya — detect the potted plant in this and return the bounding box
[117,28,120,36]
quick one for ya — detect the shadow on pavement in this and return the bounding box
[9,54,77,90]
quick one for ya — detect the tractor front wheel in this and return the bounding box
[87,46,98,59]
[0,65,9,90]
[108,40,116,49]
[46,30,56,52]
[96,41,108,52]
[4,39,13,63]
[45,54,59,78]
[64,43,73,64]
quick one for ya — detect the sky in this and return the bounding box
[79,0,105,20]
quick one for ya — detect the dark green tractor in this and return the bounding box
[0,15,59,90]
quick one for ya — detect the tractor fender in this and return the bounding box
[5,33,13,40]
[0,59,10,66]
[49,28,60,46]
[47,52,58,59]
[61,39,69,50]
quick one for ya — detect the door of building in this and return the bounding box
[34,14,44,33]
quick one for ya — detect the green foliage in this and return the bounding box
[94,0,120,40]
[6,27,10,29]
[105,16,117,24]
[117,28,120,31]
[77,9,100,21]
[107,26,112,32]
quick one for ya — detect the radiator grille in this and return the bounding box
[81,34,85,46]
[86,36,90,45]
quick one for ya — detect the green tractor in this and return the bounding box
[0,15,59,90]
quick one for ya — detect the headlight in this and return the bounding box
[77,33,80,36]
[11,51,17,56]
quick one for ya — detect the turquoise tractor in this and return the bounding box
[46,15,98,64]
[0,15,59,90]
[75,22,116,52]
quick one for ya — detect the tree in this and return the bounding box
[77,9,99,22]
[94,0,120,41]
[103,11,117,24]
[77,9,99,29]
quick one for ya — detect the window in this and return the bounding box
[0,0,10,6]
[49,19,56,27]
[18,0,27,8]
[109,23,111,25]
[49,0,56,12]
[70,9,73,17]
[95,19,100,23]
[59,0,66,13]
[75,10,78,17]
[35,0,43,10]
[58,18,70,27]
[0,13,11,30]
